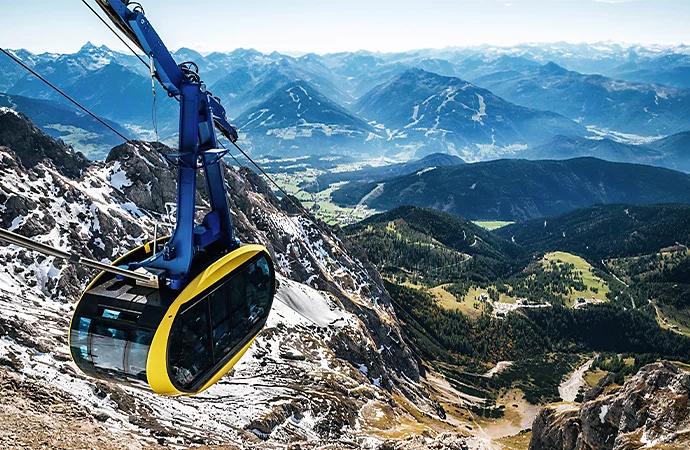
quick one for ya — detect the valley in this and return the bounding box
[343,204,690,446]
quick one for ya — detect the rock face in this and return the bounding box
[529,361,690,450]
[0,108,441,447]
[0,107,89,178]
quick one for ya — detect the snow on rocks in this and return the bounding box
[0,116,431,446]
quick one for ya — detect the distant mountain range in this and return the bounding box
[331,158,690,221]
[521,135,663,166]
[519,133,690,173]
[355,69,586,160]
[7,44,178,138]
[474,62,690,136]
[2,42,689,162]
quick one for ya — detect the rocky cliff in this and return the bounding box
[529,361,690,450]
[0,108,456,448]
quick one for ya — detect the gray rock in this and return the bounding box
[529,362,690,450]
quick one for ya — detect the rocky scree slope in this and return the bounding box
[529,361,690,450]
[0,108,473,448]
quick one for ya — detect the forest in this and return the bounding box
[347,204,690,403]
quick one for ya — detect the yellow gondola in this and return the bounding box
[68,239,274,395]
[0,0,280,396]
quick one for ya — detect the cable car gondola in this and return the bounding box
[69,240,274,395]
[0,0,276,395]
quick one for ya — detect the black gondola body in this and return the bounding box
[69,240,275,395]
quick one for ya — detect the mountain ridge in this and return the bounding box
[355,68,586,160]
[331,157,690,221]
[235,80,381,156]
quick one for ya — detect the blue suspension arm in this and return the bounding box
[96,0,240,289]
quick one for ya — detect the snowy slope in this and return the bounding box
[235,81,381,157]
[0,109,485,448]
[355,69,585,161]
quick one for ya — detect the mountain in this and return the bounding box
[8,44,177,136]
[453,42,690,88]
[521,135,665,166]
[520,133,690,174]
[647,131,690,173]
[0,93,127,158]
[0,49,50,93]
[1,109,492,447]
[210,58,352,118]
[495,203,690,261]
[5,43,689,162]
[0,107,90,178]
[475,62,690,136]
[454,55,543,82]
[345,205,522,283]
[331,158,690,221]
[355,69,586,161]
[607,53,690,89]
[530,362,690,450]
[312,152,465,188]
[234,81,380,156]
[8,43,145,99]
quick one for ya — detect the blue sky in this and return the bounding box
[2,0,689,54]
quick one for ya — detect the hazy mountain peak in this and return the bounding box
[173,47,204,62]
[78,41,112,55]
[79,41,97,52]
[539,61,569,75]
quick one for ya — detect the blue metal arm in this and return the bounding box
[96,0,240,290]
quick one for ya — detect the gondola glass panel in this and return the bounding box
[91,323,128,378]
[127,330,154,382]
[167,254,274,391]
[168,299,214,390]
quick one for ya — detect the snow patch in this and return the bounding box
[109,162,132,191]
[599,405,609,424]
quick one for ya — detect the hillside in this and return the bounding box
[344,206,523,284]
[648,131,690,173]
[497,203,690,336]
[521,135,665,166]
[0,93,126,158]
[496,203,690,261]
[332,158,690,221]
[474,62,690,136]
[520,133,690,173]
[235,81,380,156]
[0,107,90,178]
[355,68,585,160]
[311,152,465,189]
